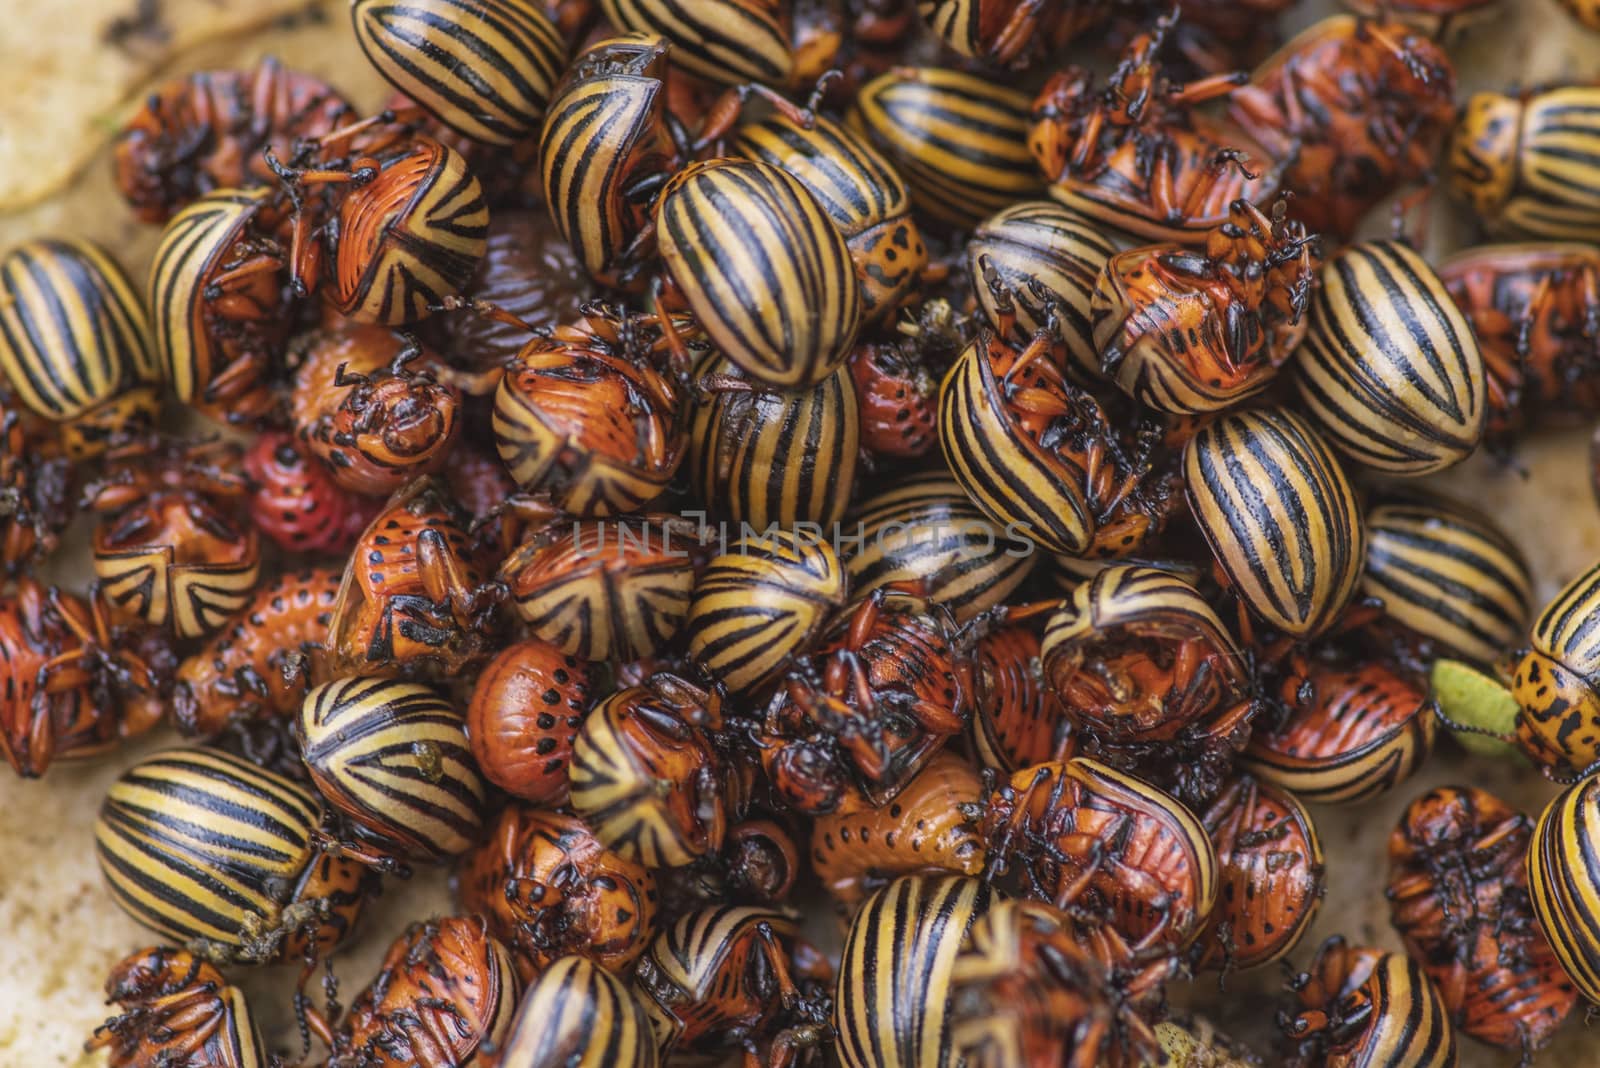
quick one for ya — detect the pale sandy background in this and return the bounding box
[0,1,1598,1065]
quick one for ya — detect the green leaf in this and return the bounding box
[1429,659,1526,763]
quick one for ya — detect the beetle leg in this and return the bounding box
[988,0,1045,66]
[416,527,478,623]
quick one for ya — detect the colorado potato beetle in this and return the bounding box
[0,579,164,778]
[0,395,71,573]
[1362,493,1534,668]
[427,211,596,377]
[1507,559,1600,779]
[846,339,941,460]
[598,0,793,87]
[1247,656,1437,805]
[172,565,342,740]
[688,353,860,531]
[969,624,1075,775]
[810,749,984,912]
[1092,198,1319,415]
[497,514,702,662]
[756,590,973,813]
[89,447,262,641]
[968,201,1116,374]
[686,529,847,695]
[940,328,1182,559]
[733,111,927,327]
[297,675,487,863]
[457,804,659,979]
[656,158,862,389]
[1192,772,1325,973]
[916,0,1106,67]
[538,33,679,288]
[982,758,1218,952]
[949,898,1169,1068]
[850,65,1043,228]
[570,671,739,868]
[1439,242,1600,440]
[331,915,520,1067]
[1528,770,1600,1005]
[1388,786,1576,1055]
[834,874,994,1068]
[1281,936,1459,1068]
[95,747,374,964]
[1448,83,1600,241]
[1184,407,1366,641]
[0,238,160,458]
[1297,240,1487,476]
[1229,16,1457,240]
[351,0,568,146]
[844,472,1033,624]
[87,947,267,1068]
[633,906,823,1064]
[113,56,354,223]
[497,955,661,1068]
[327,479,498,678]
[1029,15,1275,244]
[467,638,595,805]
[148,187,293,426]
[492,308,683,516]
[1041,564,1256,804]
[289,324,463,497]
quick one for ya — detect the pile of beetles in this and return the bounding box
[15,0,1600,1064]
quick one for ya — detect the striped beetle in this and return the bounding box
[850,66,1042,229]
[1184,407,1366,642]
[1029,14,1275,244]
[351,0,568,146]
[1362,492,1534,669]
[982,758,1219,953]
[835,875,994,1068]
[633,906,825,1064]
[686,529,847,695]
[0,238,159,458]
[1281,936,1460,1068]
[88,948,268,1068]
[968,201,1117,376]
[940,327,1181,559]
[689,353,860,531]
[1388,786,1576,1055]
[1449,84,1600,241]
[599,0,793,88]
[457,804,659,980]
[1092,198,1319,415]
[843,472,1034,624]
[1296,240,1487,476]
[498,514,703,663]
[297,675,487,863]
[734,111,926,329]
[570,671,739,868]
[289,324,463,497]
[1041,565,1257,805]
[1229,16,1457,241]
[148,187,291,426]
[499,955,662,1067]
[94,747,374,964]
[1247,657,1437,806]
[331,916,521,1067]
[916,0,1108,66]
[656,158,862,389]
[1529,770,1600,1005]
